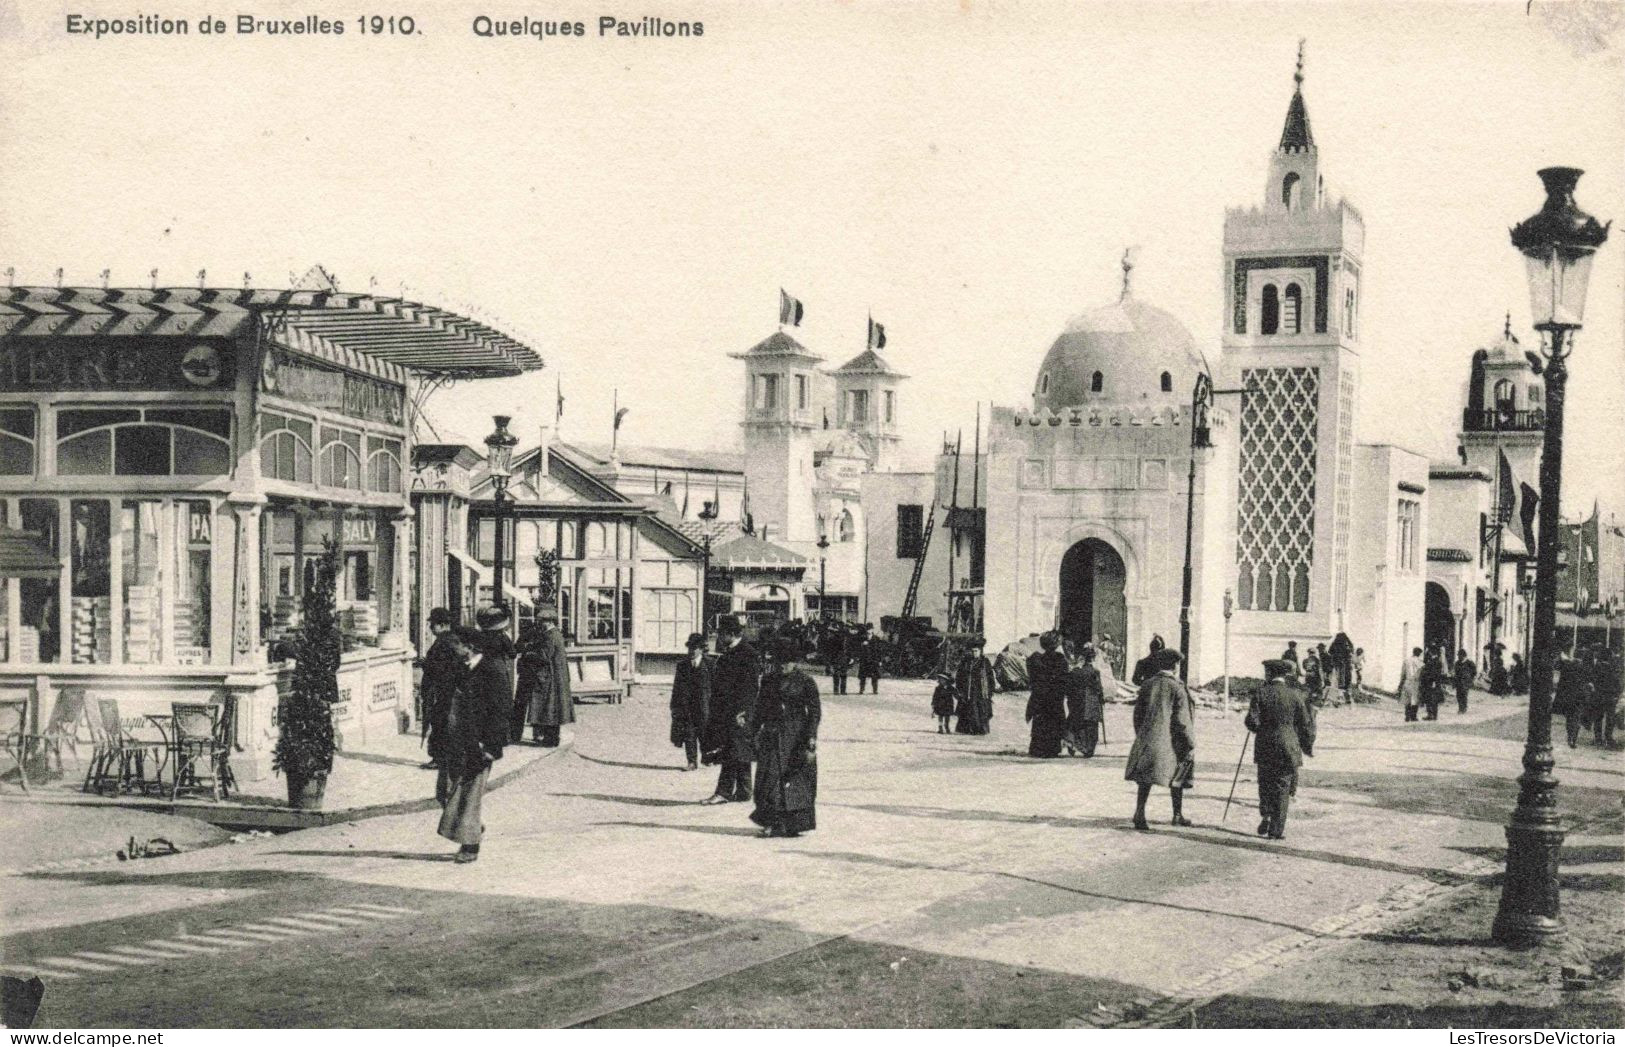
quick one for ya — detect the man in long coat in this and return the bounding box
[669,632,711,770]
[827,627,852,695]
[1246,659,1316,840]
[1421,647,1445,721]
[855,630,883,694]
[1125,647,1195,829]
[1064,643,1106,757]
[1453,648,1476,714]
[749,637,822,837]
[702,616,759,803]
[521,607,574,747]
[1025,631,1070,758]
[435,627,507,863]
[1398,646,1423,722]
[417,607,462,770]
[954,638,996,735]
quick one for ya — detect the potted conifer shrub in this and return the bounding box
[273,539,341,809]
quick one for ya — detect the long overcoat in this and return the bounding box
[1065,663,1105,733]
[705,639,760,764]
[1397,655,1422,707]
[442,654,509,778]
[954,655,996,735]
[419,632,465,762]
[1246,680,1315,771]
[521,625,575,727]
[670,655,712,746]
[1124,671,1195,788]
[1025,650,1070,757]
[749,668,821,833]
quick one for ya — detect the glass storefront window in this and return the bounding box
[174,502,212,664]
[320,427,363,490]
[0,409,36,476]
[70,499,112,664]
[19,499,59,663]
[57,408,230,477]
[120,500,162,664]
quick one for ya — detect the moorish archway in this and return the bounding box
[1058,538,1127,655]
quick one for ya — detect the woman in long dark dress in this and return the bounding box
[435,627,508,863]
[1025,631,1070,758]
[750,638,822,838]
[954,640,996,735]
[1064,644,1106,757]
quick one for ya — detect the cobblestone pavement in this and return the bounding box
[2,676,1619,1027]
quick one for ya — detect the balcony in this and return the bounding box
[1462,407,1544,433]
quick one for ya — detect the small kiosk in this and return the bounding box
[0,284,542,783]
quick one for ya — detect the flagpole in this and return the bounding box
[1490,436,1506,676]
[612,388,619,458]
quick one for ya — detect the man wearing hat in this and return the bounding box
[1246,658,1316,840]
[416,607,463,770]
[520,604,573,747]
[702,616,759,804]
[1125,647,1195,829]
[670,632,712,770]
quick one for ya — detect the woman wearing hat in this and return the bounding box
[954,637,996,736]
[434,627,508,863]
[749,637,821,837]
[1064,643,1106,757]
[1124,647,1196,829]
[1024,631,1070,758]
[670,633,712,770]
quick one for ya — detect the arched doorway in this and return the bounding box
[1424,581,1456,662]
[1059,539,1127,656]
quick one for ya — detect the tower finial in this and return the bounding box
[1120,247,1136,299]
[1295,38,1305,88]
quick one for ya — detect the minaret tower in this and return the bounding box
[731,327,823,543]
[831,335,907,472]
[1221,40,1365,640]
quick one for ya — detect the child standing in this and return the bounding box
[931,672,957,733]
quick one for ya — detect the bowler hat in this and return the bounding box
[428,607,454,628]
[717,616,743,636]
[475,604,510,629]
[684,632,707,650]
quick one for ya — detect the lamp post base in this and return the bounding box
[1491,756,1566,947]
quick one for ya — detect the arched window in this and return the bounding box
[1160,371,1172,393]
[365,436,402,494]
[60,407,232,477]
[1493,378,1516,412]
[319,426,362,490]
[260,412,313,483]
[0,408,36,476]
[1283,283,1302,334]
[1281,172,1301,209]
[1090,371,1104,394]
[1261,284,1280,335]
[837,509,855,543]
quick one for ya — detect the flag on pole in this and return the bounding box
[867,315,887,351]
[1499,450,1539,552]
[614,407,630,431]
[742,478,755,536]
[779,289,804,327]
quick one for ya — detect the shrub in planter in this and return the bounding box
[273,539,341,809]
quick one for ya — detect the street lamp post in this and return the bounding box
[1222,588,1233,714]
[1179,372,1249,682]
[817,533,830,620]
[698,500,719,637]
[1493,167,1610,947]
[484,415,518,622]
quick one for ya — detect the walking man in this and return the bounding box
[1246,659,1316,840]
[1125,648,1196,829]
[702,616,759,804]
[670,632,711,770]
[1454,648,1476,714]
[855,628,883,694]
[828,626,852,695]
[416,607,462,770]
[434,627,507,864]
[1398,646,1422,722]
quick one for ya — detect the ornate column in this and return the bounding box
[228,494,266,665]
[390,507,413,649]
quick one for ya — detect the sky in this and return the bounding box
[2,0,1622,513]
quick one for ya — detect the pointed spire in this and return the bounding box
[1119,247,1137,300]
[1279,38,1314,153]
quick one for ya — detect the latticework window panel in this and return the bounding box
[1236,366,1320,612]
[1333,374,1355,612]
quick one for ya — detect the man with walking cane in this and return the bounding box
[1231,659,1315,840]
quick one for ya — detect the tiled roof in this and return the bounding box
[1427,547,1473,563]
[712,533,807,568]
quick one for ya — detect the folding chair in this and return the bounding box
[24,688,87,781]
[91,698,156,794]
[170,703,229,800]
[0,699,30,792]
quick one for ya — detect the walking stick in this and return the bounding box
[1222,732,1251,822]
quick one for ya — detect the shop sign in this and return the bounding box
[342,516,377,545]
[261,351,404,427]
[0,338,235,392]
[188,504,213,547]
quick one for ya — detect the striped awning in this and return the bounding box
[0,287,543,379]
[0,528,61,580]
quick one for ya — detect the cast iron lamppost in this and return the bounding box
[1492,167,1609,947]
[698,499,719,637]
[1179,371,1250,682]
[484,415,519,622]
[817,532,830,620]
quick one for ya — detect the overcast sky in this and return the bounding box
[2,0,1621,513]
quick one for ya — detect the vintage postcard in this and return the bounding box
[0,0,1621,1034]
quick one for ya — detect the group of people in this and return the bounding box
[818,623,885,695]
[1277,634,1362,706]
[1396,644,1484,721]
[668,616,823,838]
[927,638,998,735]
[1556,644,1624,749]
[1021,632,1107,758]
[417,603,576,863]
